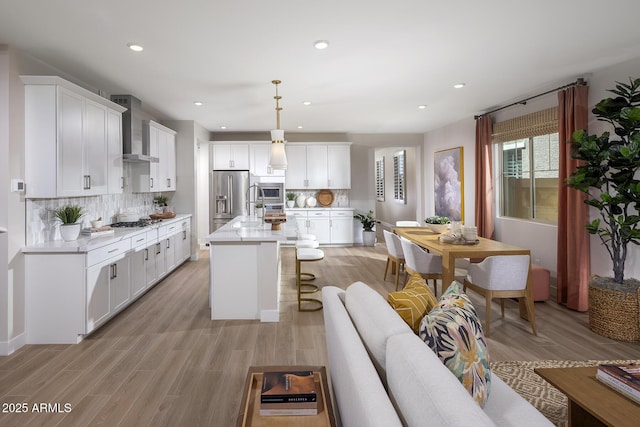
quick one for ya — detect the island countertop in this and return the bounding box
[205,216,297,243]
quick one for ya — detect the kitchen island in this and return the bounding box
[205,216,297,322]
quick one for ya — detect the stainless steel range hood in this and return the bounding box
[110,94,159,162]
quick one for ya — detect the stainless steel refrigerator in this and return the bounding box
[210,170,249,232]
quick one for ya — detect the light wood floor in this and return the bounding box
[1,244,638,426]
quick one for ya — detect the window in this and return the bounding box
[493,108,559,224]
[375,158,385,201]
[393,150,406,203]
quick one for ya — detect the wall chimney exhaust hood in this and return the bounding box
[110,94,159,162]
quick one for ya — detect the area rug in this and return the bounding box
[490,359,640,427]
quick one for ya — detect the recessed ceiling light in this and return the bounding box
[418,105,427,109]
[194,101,203,106]
[220,126,227,130]
[303,101,312,106]
[297,125,304,129]
[314,40,329,50]
[453,83,466,89]
[127,43,144,52]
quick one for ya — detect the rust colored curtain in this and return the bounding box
[474,115,494,239]
[557,85,590,311]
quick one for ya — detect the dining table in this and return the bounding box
[394,226,537,335]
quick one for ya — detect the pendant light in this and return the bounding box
[269,79,287,170]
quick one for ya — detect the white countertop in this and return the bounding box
[285,207,354,210]
[22,214,192,253]
[205,216,297,243]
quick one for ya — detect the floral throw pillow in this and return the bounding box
[418,281,491,407]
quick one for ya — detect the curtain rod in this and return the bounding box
[474,78,587,120]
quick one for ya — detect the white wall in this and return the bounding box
[422,57,640,281]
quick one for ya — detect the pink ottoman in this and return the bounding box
[531,264,550,302]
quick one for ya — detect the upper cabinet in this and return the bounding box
[250,143,285,177]
[285,143,351,189]
[130,121,176,193]
[213,143,249,170]
[23,76,126,198]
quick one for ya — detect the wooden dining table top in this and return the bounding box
[393,227,531,259]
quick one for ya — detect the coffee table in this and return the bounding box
[237,365,337,427]
[535,366,640,427]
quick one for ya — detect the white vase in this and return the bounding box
[296,194,306,208]
[362,230,376,247]
[286,200,295,208]
[60,223,81,241]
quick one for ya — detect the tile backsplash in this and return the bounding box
[27,193,157,244]
[286,189,350,207]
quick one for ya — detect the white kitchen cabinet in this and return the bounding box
[159,127,177,191]
[86,240,131,334]
[286,208,354,245]
[213,143,250,170]
[285,144,314,189]
[107,109,124,193]
[327,145,351,189]
[284,143,351,189]
[307,210,331,244]
[130,233,149,298]
[130,121,176,193]
[22,76,126,198]
[330,209,354,244]
[251,143,285,177]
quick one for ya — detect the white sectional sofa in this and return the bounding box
[322,282,553,427]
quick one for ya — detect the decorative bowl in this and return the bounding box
[426,223,449,234]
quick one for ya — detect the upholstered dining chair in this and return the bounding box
[395,220,421,227]
[463,254,536,337]
[399,236,443,296]
[383,230,406,290]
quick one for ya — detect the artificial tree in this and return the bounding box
[567,78,640,285]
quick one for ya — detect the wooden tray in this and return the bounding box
[150,212,176,219]
[237,366,335,427]
[316,190,334,207]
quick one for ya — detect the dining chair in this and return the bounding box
[383,230,406,290]
[463,254,536,337]
[399,236,443,296]
[395,220,421,227]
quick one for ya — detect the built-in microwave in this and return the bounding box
[259,183,284,203]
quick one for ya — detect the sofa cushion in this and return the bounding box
[345,281,412,381]
[484,375,554,426]
[386,333,497,427]
[418,281,491,407]
[322,286,403,427]
[387,273,438,332]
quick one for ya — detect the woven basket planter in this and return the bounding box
[588,278,640,342]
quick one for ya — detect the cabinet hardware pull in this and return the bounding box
[167,178,171,187]
[156,242,161,255]
[121,176,125,189]
[113,263,117,279]
[145,248,149,261]
[183,231,186,240]
[136,238,144,243]
[108,248,118,253]
[150,177,154,188]
[83,175,91,190]
[166,238,170,249]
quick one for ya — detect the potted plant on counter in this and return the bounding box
[286,192,296,208]
[53,205,85,241]
[566,77,640,341]
[354,210,378,246]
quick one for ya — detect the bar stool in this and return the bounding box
[295,240,320,286]
[296,248,324,311]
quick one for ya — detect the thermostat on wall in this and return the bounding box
[11,179,25,192]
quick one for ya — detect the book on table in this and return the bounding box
[260,370,318,416]
[596,363,640,404]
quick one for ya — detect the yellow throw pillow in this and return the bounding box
[388,273,438,333]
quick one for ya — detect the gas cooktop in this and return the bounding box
[110,219,163,228]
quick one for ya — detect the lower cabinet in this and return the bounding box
[25,216,193,344]
[285,209,354,245]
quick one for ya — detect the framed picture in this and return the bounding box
[434,147,464,221]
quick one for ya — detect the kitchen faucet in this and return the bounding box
[246,184,266,223]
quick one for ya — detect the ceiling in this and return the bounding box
[2,0,640,135]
